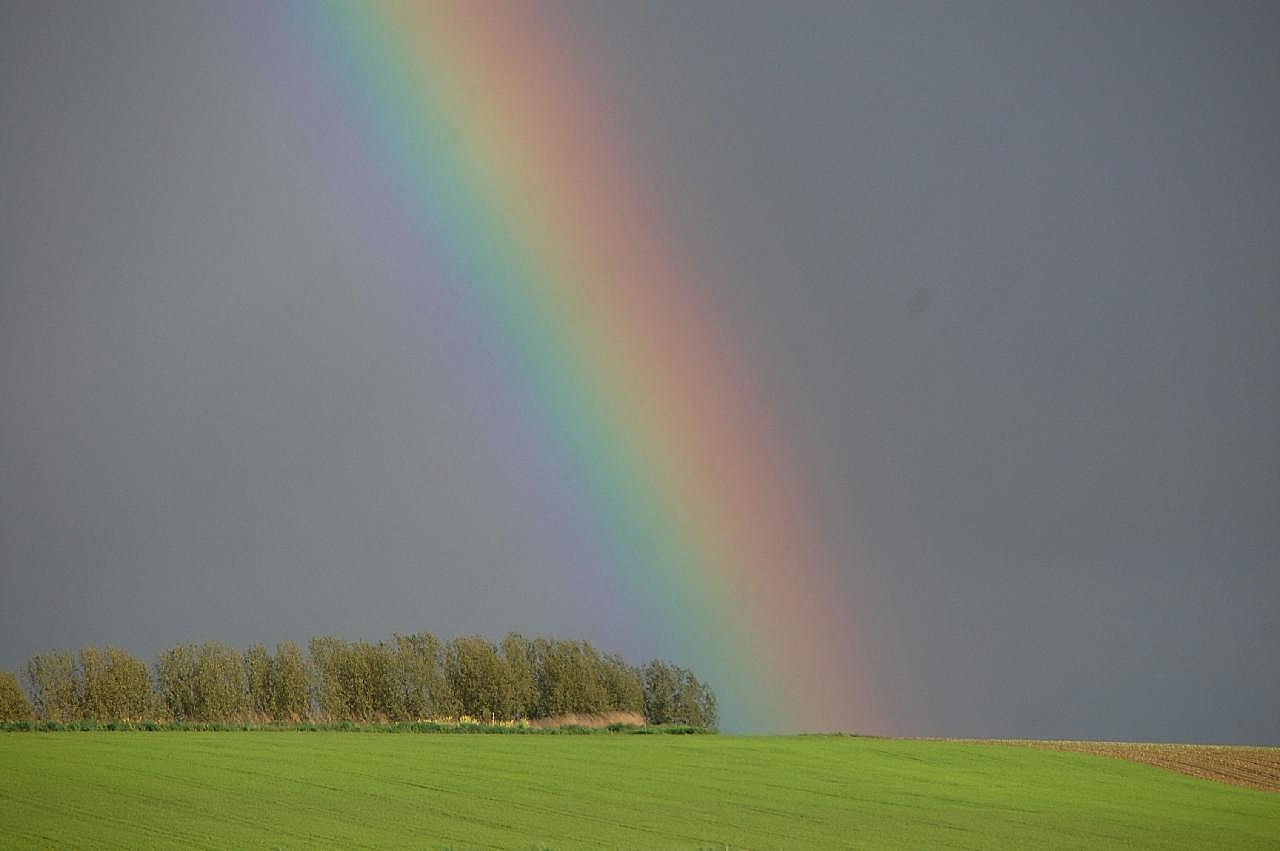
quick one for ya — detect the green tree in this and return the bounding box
[346,641,397,722]
[673,668,718,729]
[500,633,536,720]
[445,635,512,721]
[244,644,273,719]
[110,646,153,719]
[599,653,644,715]
[15,633,719,726]
[80,646,151,720]
[536,639,607,717]
[270,641,310,721]
[193,642,249,722]
[77,647,110,719]
[22,650,81,722]
[154,642,247,722]
[642,660,717,728]
[154,644,198,721]
[308,635,350,721]
[0,670,34,721]
[197,639,249,721]
[393,632,451,720]
[642,659,678,725]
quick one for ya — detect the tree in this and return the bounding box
[307,635,350,721]
[154,644,198,722]
[0,671,34,722]
[307,637,398,722]
[244,644,273,719]
[346,641,397,722]
[536,639,607,717]
[642,660,717,728]
[673,669,718,730]
[109,646,153,719]
[194,642,249,721]
[154,642,247,722]
[642,659,678,725]
[500,633,536,720]
[271,641,310,721]
[22,650,81,722]
[80,646,151,720]
[393,632,450,720]
[445,635,511,721]
[17,633,719,727]
[598,653,644,715]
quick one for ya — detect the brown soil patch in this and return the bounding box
[998,740,1280,794]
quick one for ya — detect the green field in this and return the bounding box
[2,733,1276,848]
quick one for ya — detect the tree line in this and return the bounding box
[0,633,717,729]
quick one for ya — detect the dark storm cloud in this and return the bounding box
[2,1,1277,740]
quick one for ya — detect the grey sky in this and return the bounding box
[2,1,1278,740]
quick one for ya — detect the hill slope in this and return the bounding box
[2,734,1276,848]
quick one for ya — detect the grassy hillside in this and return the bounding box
[2,733,1276,848]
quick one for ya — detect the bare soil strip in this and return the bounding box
[525,711,647,729]
[987,740,1280,794]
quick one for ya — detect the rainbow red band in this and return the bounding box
[293,1,878,732]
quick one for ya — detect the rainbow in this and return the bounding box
[278,1,878,731]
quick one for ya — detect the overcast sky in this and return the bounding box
[2,1,1278,741]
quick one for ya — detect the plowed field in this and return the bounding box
[1007,740,1280,794]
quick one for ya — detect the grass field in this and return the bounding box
[2,733,1277,848]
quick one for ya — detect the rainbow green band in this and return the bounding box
[291,1,878,732]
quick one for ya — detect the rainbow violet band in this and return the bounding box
[292,1,877,732]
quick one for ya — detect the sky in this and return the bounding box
[2,1,1278,741]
